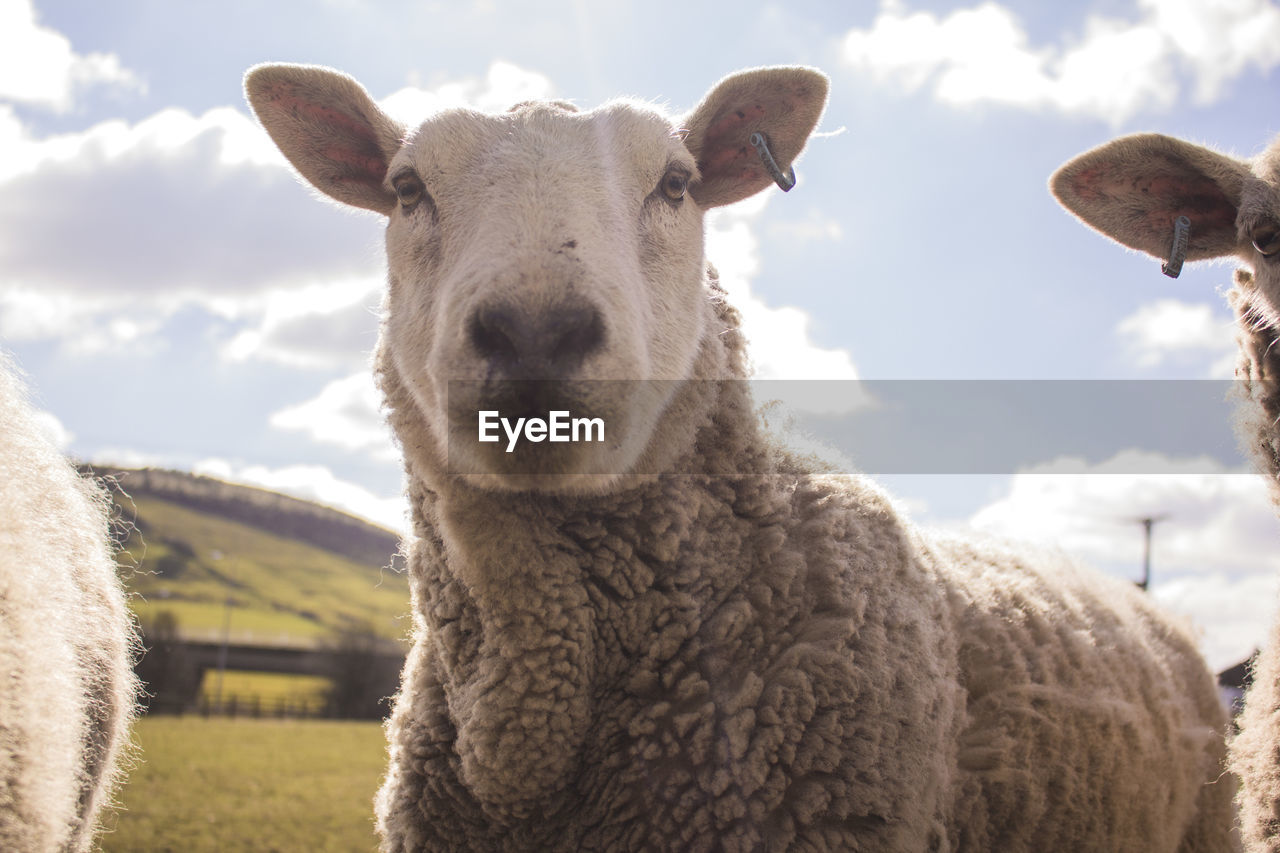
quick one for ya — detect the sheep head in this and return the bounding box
[245,64,827,492]
[1051,133,1280,324]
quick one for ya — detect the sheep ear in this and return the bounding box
[681,67,829,208]
[1050,133,1249,262]
[245,63,404,216]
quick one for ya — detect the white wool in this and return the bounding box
[0,353,138,852]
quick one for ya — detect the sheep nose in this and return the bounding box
[468,301,605,377]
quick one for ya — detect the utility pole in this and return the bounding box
[1134,515,1169,591]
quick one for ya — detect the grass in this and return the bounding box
[131,599,330,644]
[100,716,387,852]
[198,670,332,716]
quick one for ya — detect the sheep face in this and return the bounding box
[381,103,707,489]
[1052,133,1280,325]
[246,64,827,492]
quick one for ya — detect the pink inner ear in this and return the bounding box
[698,104,773,187]
[321,143,388,184]
[701,143,764,182]
[263,82,388,184]
[264,82,381,142]
[1140,176,1237,237]
[1070,159,1237,238]
[703,104,768,148]
[1066,167,1109,202]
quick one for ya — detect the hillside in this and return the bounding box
[91,467,411,647]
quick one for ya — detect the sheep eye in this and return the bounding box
[394,175,425,209]
[1253,222,1280,257]
[660,169,688,203]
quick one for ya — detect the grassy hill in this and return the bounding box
[92,467,411,647]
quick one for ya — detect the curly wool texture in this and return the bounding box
[0,356,138,852]
[372,292,1234,852]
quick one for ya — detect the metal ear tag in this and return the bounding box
[1161,216,1191,278]
[750,132,796,192]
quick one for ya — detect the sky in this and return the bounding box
[2,0,1279,671]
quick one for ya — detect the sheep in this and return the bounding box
[246,63,1237,851]
[0,352,138,852]
[1052,133,1280,852]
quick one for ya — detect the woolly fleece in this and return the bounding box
[0,355,137,852]
[248,65,1236,852]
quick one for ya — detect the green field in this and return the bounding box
[118,496,411,645]
[101,716,387,852]
[197,670,332,717]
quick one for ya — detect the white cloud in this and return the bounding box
[0,102,378,324]
[1116,299,1237,374]
[844,3,1048,96]
[84,447,405,532]
[970,449,1276,575]
[221,277,384,370]
[705,196,874,417]
[707,198,861,381]
[841,0,1280,123]
[191,458,407,533]
[90,447,184,472]
[0,284,172,355]
[1145,0,1280,102]
[0,0,142,112]
[766,209,844,244]
[29,407,73,451]
[385,61,555,123]
[1152,570,1278,672]
[0,61,558,358]
[0,103,362,357]
[965,449,1280,670]
[268,373,397,460]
